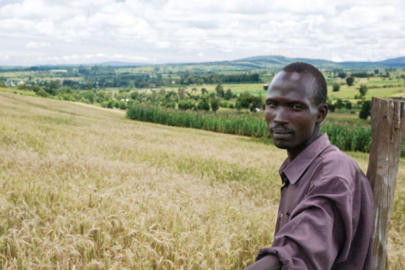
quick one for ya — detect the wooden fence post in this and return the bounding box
[366,97,405,270]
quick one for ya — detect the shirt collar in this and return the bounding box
[278,134,331,185]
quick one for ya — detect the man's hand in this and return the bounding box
[244,255,282,270]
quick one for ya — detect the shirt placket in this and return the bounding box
[279,175,289,227]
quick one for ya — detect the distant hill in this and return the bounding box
[380,56,405,65]
[170,55,405,71]
[2,55,405,71]
[95,61,148,67]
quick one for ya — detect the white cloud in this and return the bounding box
[25,41,50,49]
[35,53,153,64]
[0,0,404,65]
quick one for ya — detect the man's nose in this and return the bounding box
[273,107,289,124]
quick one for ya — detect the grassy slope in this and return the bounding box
[0,92,404,269]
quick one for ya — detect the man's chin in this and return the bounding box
[272,139,293,149]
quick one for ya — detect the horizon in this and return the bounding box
[1,54,404,68]
[1,0,405,66]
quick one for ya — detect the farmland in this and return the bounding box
[1,92,405,269]
[1,57,405,269]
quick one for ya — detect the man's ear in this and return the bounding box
[316,103,328,124]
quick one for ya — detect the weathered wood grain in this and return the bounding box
[367,97,405,270]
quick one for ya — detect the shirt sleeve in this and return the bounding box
[256,176,354,270]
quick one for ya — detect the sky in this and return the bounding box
[0,0,404,66]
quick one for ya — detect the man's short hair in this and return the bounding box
[282,62,327,105]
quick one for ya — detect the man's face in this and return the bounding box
[264,71,324,150]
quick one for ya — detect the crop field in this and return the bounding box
[146,78,405,101]
[0,92,405,269]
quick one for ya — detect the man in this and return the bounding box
[245,62,374,270]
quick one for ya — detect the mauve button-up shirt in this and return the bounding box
[256,134,374,270]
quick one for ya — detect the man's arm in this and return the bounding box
[250,176,355,269]
[244,255,281,270]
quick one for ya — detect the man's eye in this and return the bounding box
[266,102,276,107]
[292,105,303,110]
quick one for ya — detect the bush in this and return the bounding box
[359,100,371,120]
[225,89,233,100]
[178,100,194,110]
[127,105,268,137]
[359,84,368,97]
[338,72,346,79]
[211,98,220,113]
[130,91,139,100]
[62,93,76,101]
[37,89,49,97]
[215,84,224,97]
[235,102,242,111]
[346,76,354,86]
[126,105,374,153]
[119,101,127,110]
[345,100,353,110]
[197,100,210,111]
[332,83,340,92]
[335,99,344,109]
[327,102,335,112]
[18,84,29,90]
[163,102,175,109]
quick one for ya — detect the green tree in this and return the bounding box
[224,89,233,100]
[345,100,352,110]
[197,94,210,111]
[359,84,368,97]
[37,89,49,97]
[107,100,114,108]
[335,99,344,109]
[327,101,335,112]
[235,101,242,111]
[95,90,106,103]
[178,88,186,100]
[332,82,340,92]
[178,100,194,110]
[86,80,93,90]
[346,77,354,86]
[338,72,347,79]
[359,101,371,120]
[215,84,224,97]
[130,91,139,100]
[237,91,255,109]
[45,80,59,95]
[210,98,220,113]
[31,86,40,93]
[119,101,127,110]
[84,90,95,104]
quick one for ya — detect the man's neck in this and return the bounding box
[287,130,322,161]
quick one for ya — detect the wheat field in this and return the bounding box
[0,92,404,269]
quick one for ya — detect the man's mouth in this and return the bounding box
[270,128,294,139]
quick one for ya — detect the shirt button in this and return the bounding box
[280,213,283,218]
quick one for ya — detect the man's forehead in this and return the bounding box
[273,71,315,85]
[267,71,317,102]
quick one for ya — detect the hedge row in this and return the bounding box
[127,105,403,155]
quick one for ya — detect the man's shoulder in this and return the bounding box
[316,144,366,184]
